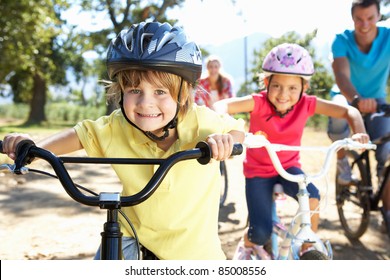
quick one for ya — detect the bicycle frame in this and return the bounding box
[366,105,390,208]
[243,133,376,260]
[336,104,390,240]
[361,135,390,209]
[0,140,243,260]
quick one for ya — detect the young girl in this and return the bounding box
[195,55,233,110]
[213,43,369,260]
[1,21,245,260]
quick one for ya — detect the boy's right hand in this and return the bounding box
[1,133,33,160]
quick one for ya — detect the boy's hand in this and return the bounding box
[206,133,234,161]
[2,133,33,160]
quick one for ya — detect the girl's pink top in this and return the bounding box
[244,92,317,178]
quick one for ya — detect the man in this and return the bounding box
[327,0,390,234]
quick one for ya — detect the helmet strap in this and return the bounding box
[119,78,183,141]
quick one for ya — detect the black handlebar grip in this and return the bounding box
[0,140,36,157]
[231,143,243,156]
[196,141,212,165]
[196,142,243,165]
[379,103,390,117]
[14,139,36,166]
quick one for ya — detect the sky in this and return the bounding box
[63,0,357,47]
[168,0,355,47]
[64,0,390,53]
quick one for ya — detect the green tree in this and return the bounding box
[382,0,390,19]
[0,0,75,124]
[0,0,185,123]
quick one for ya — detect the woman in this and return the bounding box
[195,55,233,110]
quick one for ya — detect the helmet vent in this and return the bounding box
[124,29,134,52]
[140,33,153,54]
[156,32,175,51]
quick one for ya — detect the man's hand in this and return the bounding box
[356,98,377,113]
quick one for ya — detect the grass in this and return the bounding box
[0,120,71,139]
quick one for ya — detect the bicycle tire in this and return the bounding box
[336,150,371,240]
[300,250,329,260]
[219,161,228,207]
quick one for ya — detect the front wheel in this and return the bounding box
[300,250,329,260]
[336,150,371,240]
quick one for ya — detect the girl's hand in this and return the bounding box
[2,133,33,160]
[206,133,234,161]
[351,133,370,144]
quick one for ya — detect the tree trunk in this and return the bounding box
[26,72,47,124]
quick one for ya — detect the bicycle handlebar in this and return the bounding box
[0,140,243,208]
[243,133,376,184]
[371,103,390,120]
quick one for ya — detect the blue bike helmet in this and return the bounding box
[106,21,202,84]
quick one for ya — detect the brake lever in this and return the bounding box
[0,163,29,174]
[370,112,384,121]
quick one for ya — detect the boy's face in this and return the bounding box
[122,79,177,134]
[265,74,307,114]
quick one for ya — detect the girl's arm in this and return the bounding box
[213,95,255,115]
[315,98,368,138]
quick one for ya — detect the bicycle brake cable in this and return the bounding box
[118,209,141,260]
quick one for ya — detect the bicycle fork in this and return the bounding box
[276,182,333,260]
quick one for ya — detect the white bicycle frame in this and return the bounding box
[244,133,376,260]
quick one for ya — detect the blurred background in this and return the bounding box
[0,0,389,128]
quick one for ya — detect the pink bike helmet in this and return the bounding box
[262,43,314,80]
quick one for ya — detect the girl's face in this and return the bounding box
[265,75,307,114]
[122,80,177,134]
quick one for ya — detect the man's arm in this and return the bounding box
[332,57,358,103]
[332,57,377,113]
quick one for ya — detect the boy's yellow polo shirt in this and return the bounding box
[74,105,245,259]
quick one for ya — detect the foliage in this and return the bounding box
[0,103,106,124]
[0,0,186,123]
[0,0,65,86]
[382,0,390,19]
[0,0,80,123]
